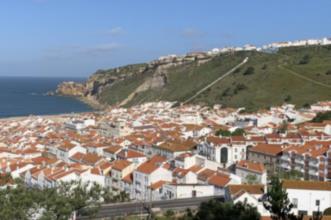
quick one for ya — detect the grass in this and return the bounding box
[97,45,331,110]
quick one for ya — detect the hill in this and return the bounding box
[56,45,331,111]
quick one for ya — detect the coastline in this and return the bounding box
[0,96,103,122]
[0,112,83,122]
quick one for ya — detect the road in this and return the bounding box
[182,57,249,105]
[77,196,224,219]
[279,65,331,89]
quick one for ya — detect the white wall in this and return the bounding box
[287,189,331,215]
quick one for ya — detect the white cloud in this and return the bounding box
[83,43,121,54]
[43,43,121,59]
[181,27,205,38]
[106,27,125,36]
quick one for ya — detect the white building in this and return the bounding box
[133,155,172,200]
[283,180,331,216]
[197,136,246,168]
[235,160,267,185]
[162,183,214,199]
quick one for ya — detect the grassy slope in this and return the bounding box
[98,45,331,110]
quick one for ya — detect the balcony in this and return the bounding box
[279,163,291,170]
[294,158,304,165]
[281,155,291,162]
[294,165,304,172]
[308,170,318,176]
[308,160,319,167]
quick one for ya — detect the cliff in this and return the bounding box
[56,45,331,111]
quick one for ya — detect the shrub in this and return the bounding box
[243,66,255,75]
[284,95,292,102]
[326,70,331,75]
[299,54,311,65]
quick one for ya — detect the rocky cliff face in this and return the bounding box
[56,52,212,108]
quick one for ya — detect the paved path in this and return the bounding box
[279,65,331,89]
[181,57,249,105]
[78,196,224,219]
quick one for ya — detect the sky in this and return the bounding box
[0,0,330,77]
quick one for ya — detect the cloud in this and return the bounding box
[106,27,125,36]
[43,43,121,59]
[83,43,121,55]
[181,27,205,38]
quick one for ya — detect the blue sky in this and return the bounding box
[0,0,330,77]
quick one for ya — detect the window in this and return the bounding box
[292,198,298,208]
[316,200,320,206]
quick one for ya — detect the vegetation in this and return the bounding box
[243,66,255,75]
[0,177,128,220]
[193,200,260,220]
[215,128,245,136]
[299,54,311,65]
[95,45,331,111]
[245,174,258,184]
[263,176,302,220]
[311,111,331,122]
[277,170,303,180]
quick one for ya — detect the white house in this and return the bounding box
[283,180,331,216]
[162,183,214,199]
[226,184,269,216]
[235,160,267,185]
[133,155,172,200]
[197,136,246,168]
[56,141,86,163]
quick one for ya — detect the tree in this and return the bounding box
[302,103,311,109]
[164,209,175,218]
[299,54,311,65]
[194,200,260,220]
[243,66,255,75]
[0,179,121,220]
[284,95,292,103]
[245,174,258,184]
[263,176,302,220]
[215,128,245,137]
[312,111,331,122]
[216,129,232,136]
[232,128,245,136]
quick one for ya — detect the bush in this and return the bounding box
[234,83,248,94]
[195,200,260,220]
[326,70,331,75]
[284,95,292,102]
[299,54,311,65]
[221,88,231,97]
[302,103,311,109]
[243,66,255,75]
[312,111,331,122]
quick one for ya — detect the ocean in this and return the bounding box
[0,77,92,118]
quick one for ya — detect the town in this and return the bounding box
[157,36,331,62]
[1,100,331,218]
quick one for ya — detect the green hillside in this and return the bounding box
[97,45,331,110]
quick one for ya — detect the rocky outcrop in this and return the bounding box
[55,51,213,108]
[56,81,86,97]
